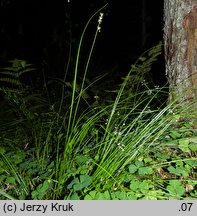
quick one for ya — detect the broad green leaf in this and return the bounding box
[128,164,138,174]
[139,180,152,193]
[85,191,110,200]
[141,190,160,200]
[167,180,185,197]
[178,138,190,152]
[68,175,92,191]
[170,130,181,139]
[111,191,127,200]
[67,178,79,189]
[185,159,197,166]
[75,155,89,165]
[79,174,92,187]
[31,180,52,199]
[126,191,138,200]
[84,191,97,200]
[6,177,15,184]
[189,143,197,152]
[156,152,170,160]
[144,157,152,163]
[6,177,16,184]
[168,166,189,177]
[0,147,6,154]
[138,167,154,176]
[96,191,111,200]
[130,180,140,191]
[69,192,80,200]
[135,160,144,168]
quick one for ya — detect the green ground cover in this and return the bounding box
[0,5,197,200]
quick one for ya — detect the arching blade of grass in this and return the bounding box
[88,92,197,189]
[54,3,108,197]
[65,3,108,143]
[0,149,28,198]
[0,189,16,200]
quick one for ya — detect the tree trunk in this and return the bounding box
[164,0,197,103]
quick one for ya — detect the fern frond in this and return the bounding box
[0,59,35,94]
[0,71,19,77]
[0,87,20,94]
[120,41,163,98]
[18,68,35,76]
[0,78,21,86]
[131,41,163,75]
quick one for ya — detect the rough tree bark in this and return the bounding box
[164,0,197,103]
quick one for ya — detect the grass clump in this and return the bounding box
[0,4,197,200]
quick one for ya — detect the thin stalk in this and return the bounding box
[0,189,16,200]
[0,153,28,196]
[65,3,108,143]
[58,19,73,119]
[57,4,108,184]
[73,28,99,123]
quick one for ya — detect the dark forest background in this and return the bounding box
[2,1,197,201]
[0,0,165,89]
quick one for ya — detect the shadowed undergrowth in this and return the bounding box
[0,4,197,200]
